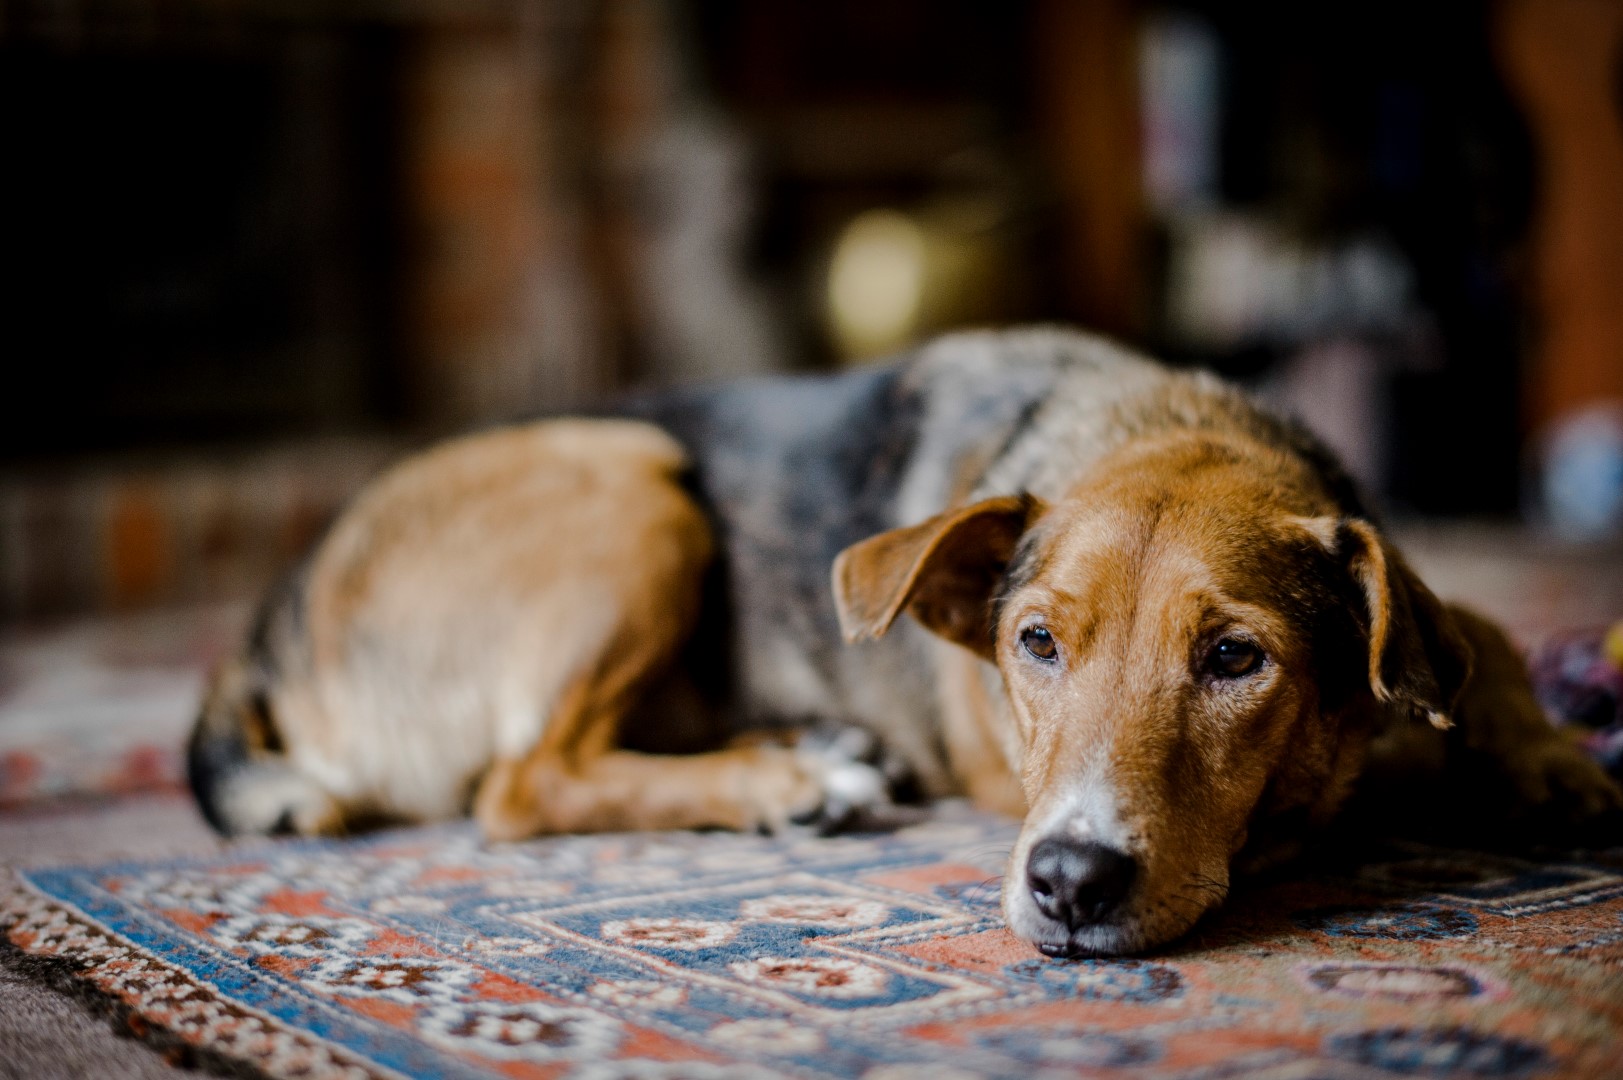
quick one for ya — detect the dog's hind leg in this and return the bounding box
[472,652,843,840]
[470,613,895,831]
[475,742,834,840]
[469,578,894,839]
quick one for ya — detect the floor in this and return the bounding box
[1,793,222,1079]
[0,523,1618,1077]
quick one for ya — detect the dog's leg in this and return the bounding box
[472,645,887,841]
[476,742,834,840]
[1445,605,1623,834]
[785,723,920,827]
[471,674,881,838]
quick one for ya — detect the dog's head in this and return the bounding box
[833,433,1471,956]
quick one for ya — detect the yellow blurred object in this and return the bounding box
[824,196,1022,364]
[827,210,928,361]
[1604,621,1623,669]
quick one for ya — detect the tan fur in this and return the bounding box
[931,640,1028,817]
[250,418,808,833]
[244,418,854,838]
[194,330,1623,958]
[835,423,1620,953]
[197,417,876,841]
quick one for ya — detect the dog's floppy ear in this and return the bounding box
[1334,519,1473,729]
[833,494,1043,657]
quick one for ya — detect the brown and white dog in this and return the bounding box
[189,328,1622,957]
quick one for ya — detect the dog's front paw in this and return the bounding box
[1502,737,1623,840]
[787,726,904,835]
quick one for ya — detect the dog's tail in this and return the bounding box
[187,658,338,836]
[189,561,342,836]
[186,660,254,834]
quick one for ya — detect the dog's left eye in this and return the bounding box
[1207,638,1263,678]
[1021,626,1059,662]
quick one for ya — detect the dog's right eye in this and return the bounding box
[1207,638,1263,678]
[1021,626,1059,662]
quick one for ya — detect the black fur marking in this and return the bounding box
[185,712,247,835]
[979,392,1049,492]
[244,560,308,685]
[1264,411,1374,522]
[988,520,1045,646]
[610,364,925,729]
[189,561,308,836]
[250,690,283,754]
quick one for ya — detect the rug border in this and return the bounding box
[0,870,398,1080]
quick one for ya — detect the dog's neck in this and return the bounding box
[971,371,1352,515]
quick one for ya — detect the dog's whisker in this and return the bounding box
[1167,891,1208,915]
[1180,876,1230,906]
[969,875,1005,902]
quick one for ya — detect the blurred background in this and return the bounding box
[3,0,1623,626]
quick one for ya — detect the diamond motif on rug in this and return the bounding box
[3,805,1621,1078]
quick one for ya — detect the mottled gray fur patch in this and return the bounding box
[196,327,1371,824]
[610,327,1373,787]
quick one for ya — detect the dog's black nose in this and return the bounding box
[1026,837,1137,930]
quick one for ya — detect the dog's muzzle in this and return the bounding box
[1024,836,1138,957]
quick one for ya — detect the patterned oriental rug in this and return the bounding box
[3,805,1621,1080]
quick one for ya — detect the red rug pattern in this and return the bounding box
[3,805,1621,1079]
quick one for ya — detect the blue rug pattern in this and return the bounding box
[4,805,1622,1079]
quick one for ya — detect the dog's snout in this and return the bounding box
[1025,837,1137,930]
